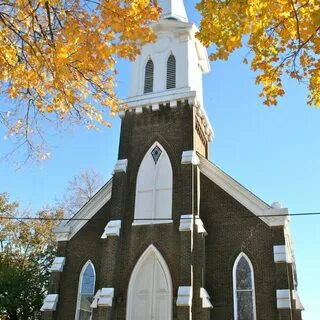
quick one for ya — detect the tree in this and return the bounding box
[0,193,62,320]
[1,1,319,162]
[0,0,160,161]
[57,168,103,217]
[196,0,320,107]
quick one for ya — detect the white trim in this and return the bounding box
[276,289,291,309]
[125,85,194,107]
[152,103,160,111]
[90,290,101,309]
[113,159,128,173]
[75,261,96,320]
[124,88,214,141]
[292,290,304,310]
[284,221,296,264]
[170,100,177,108]
[50,257,66,272]
[41,294,59,311]
[136,107,143,114]
[97,288,114,307]
[54,179,112,241]
[181,150,200,165]
[273,245,292,263]
[132,219,173,226]
[200,288,213,308]
[196,218,207,235]
[199,156,290,227]
[176,286,192,306]
[126,244,173,320]
[179,214,193,232]
[90,288,115,308]
[232,253,257,320]
[101,220,122,239]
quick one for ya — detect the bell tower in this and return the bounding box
[115,2,214,318]
[123,0,213,157]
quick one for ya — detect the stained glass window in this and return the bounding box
[76,262,95,320]
[151,145,162,164]
[233,254,256,320]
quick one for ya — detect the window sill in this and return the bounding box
[132,219,173,226]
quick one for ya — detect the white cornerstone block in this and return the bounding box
[98,288,114,307]
[41,294,58,311]
[273,245,291,263]
[101,220,122,239]
[50,257,65,272]
[113,159,128,173]
[276,289,291,309]
[177,286,192,306]
[181,150,200,165]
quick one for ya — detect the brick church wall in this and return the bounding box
[47,103,300,320]
[200,173,284,320]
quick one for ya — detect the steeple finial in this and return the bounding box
[158,0,188,22]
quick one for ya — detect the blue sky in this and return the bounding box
[0,1,319,318]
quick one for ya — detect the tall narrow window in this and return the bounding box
[166,54,176,89]
[233,253,256,320]
[75,261,95,320]
[144,59,154,93]
[134,142,173,224]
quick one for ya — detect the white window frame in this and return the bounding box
[75,260,96,320]
[133,142,173,225]
[232,252,257,320]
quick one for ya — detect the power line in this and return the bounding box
[1,212,320,221]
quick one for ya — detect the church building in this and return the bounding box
[41,1,304,319]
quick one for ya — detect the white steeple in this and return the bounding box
[124,0,213,141]
[158,0,188,22]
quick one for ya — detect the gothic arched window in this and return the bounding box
[144,58,154,93]
[126,245,173,319]
[75,261,96,320]
[166,54,176,89]
[233,253,256,320]
[134,142,173,224]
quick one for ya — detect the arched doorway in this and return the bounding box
[126,245,172,320]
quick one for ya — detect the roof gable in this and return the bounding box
[198,156,288,227]
[54,179,112,241]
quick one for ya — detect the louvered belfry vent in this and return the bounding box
[144,59,154,94]
[166,54,176,89]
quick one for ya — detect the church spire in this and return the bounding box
[158,0,188,22]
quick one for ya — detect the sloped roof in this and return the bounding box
[54,178,112,241]
[55,155,289,241]
[198,155,288,227]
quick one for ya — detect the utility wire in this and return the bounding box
[1,212,320,221]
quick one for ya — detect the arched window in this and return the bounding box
[75,261,95,320]
[166,54,176,89]
[233,253,256,320]
[134,142,173,224]
[126,245,173,320]
[144,59,154,93]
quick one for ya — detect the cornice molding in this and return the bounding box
[123,89,214,142]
